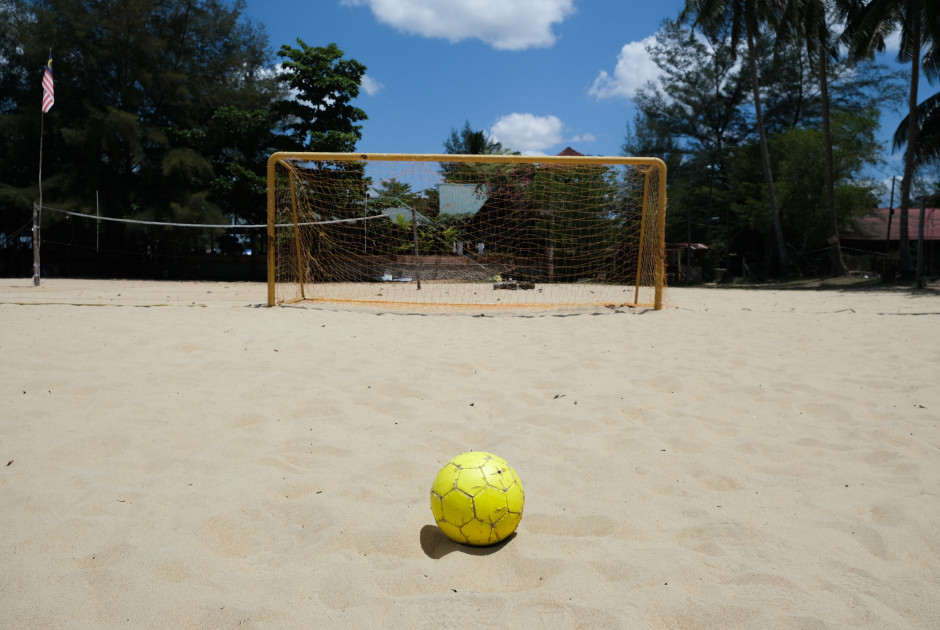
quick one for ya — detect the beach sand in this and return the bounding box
[1,278,938,629]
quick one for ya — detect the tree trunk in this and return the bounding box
[915,196,926,289]
[899,23,921,274]
[746,25,788,274]
[818,28,847,275]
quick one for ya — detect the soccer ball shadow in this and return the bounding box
[419,524,517,559]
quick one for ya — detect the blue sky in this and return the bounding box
[242,0,930,192]
[242,0,675,157]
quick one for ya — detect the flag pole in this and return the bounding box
[35,50,54,287]
[34,112,44,286]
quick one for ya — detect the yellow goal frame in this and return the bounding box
[266,152,667,309]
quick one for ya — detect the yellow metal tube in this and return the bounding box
[654,163,668,310]
[266,155,277,306]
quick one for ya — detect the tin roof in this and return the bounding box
[438,183,487,216]
[843,207,940,241]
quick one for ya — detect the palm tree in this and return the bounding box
[778,0,850,274]
[681,0,790,274]
[441,121,517,181]
[444,121,505,155]
[842,0,940,273]
[892,90,940,167]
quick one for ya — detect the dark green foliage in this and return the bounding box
[841,0,940,272]
[1,0,276,254]
[894,90,940,167]
[633,11,896,277]
[441,121,518,182]
[0,1,369,273]
[444,121,507,155]
[632,19,750,163]
[276,40,367,152]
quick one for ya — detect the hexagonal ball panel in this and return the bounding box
[455,467,487,497]
[441,490,475,527]
[474,485,510,524]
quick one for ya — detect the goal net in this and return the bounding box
[266,152,666,310]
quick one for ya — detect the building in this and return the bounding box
[842,207,939,276]
[843,207,940,242]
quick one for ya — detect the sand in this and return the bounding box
[1,278,938,629]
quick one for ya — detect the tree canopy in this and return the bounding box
[841,0,940,273]
[277,40,368,153]
[2,1,937,282]
[630,12,894,277]
[444,121,510,155]
[0,0,368,273]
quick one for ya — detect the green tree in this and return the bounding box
[0,0,38,226]
[893,90,940,167]
[441,121,518,183]
[772,109,882,263]
[368,179,467,255]
[444,121,506,155]
[681,0,791,273]
[627,16,752,269]
[842,0,940,273]
[725,107,882,272]
[622,110,683,175]
[777,0,849,273]
[0,0,278,260]
[276,40,367,152]
[372,178,417,207]
[633,18,750,165]
[527,164,619,281]
[629,11,893,276]
[203,103,285,226]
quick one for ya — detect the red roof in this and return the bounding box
[556,147,584,157]
[843,207,940,241]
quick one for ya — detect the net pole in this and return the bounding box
[412,207,421,290]
[634,168,652,307]
[266,157,277,306]
[287,167,307,299]
[654,163,667,310]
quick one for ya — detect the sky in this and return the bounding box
[241,0,931,194]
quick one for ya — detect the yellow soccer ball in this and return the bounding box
[430,451,524,546]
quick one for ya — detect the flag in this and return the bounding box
[41,52,54,113]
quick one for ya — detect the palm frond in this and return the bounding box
[893,91,940,166]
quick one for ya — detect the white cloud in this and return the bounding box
[265,62,302,101]
[340,0,575,50]
[361,74,383,96]
[258,63,281,81]
[488,113,564,155]
[247,63,381,101]
[883,30,902,55]
[589,36,659,101]
[570,132,596,144]
[272,62,336,107]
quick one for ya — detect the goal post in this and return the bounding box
[266,152,667,310]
